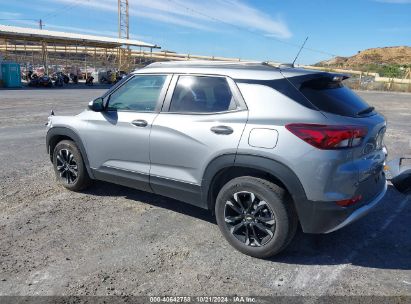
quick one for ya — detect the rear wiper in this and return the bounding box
[357,106,375,116]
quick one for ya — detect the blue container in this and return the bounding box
[1,62,22,88]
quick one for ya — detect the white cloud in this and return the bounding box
[0,11,22,18]
[51,0,292,39]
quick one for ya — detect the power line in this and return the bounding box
[0,18,43,30]
[0,1,87,29]
[167,0,337,59]
[40,0,87,21]
[0,18,38,21]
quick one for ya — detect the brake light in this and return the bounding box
[285,124,367,150]
[336,195,362,207]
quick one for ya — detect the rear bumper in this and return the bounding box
[324,180,387,233]
[300,179,387,234]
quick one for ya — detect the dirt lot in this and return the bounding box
[0,88,410,298]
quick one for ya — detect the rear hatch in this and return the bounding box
[282,69,387,202]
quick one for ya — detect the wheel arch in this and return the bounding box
[202,154,308,226]
[46,127,94,179]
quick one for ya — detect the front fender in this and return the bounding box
[46,127,94,179]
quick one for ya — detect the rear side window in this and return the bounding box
[297,77,374,117]
[169,76,236,113]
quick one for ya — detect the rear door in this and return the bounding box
[149,74,248,206]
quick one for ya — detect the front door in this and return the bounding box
[82,74,171,191]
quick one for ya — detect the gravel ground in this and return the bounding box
[0,88,410,298]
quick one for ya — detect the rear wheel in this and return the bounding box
[53,140,91,191]
[215,176,297,258]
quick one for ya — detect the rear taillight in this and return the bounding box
[336,195,362,207]
[285,124,367,150]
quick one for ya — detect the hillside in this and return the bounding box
[317,46,411,67]
[315,46,411,78]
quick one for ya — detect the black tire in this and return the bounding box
[215,176,297,258]
[52,140,91,191]
[392,172,411,194]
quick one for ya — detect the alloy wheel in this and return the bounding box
[224,191,276,247]
[56,149,78,184]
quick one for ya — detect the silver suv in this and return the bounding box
[46,61,387,258]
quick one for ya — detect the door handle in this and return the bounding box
[131,119,148,127]
[211,125,233,135]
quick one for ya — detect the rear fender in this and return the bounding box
[202,154,314,231]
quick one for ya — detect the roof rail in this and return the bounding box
[145,60,268,68]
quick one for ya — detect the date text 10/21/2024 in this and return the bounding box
[149,296,257,303]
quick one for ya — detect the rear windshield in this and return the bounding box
[235,74,374,117]
[297,76,374,117]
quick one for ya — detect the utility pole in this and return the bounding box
[39,19,48,74]
[118,0,130,71]
[118,0,129,40]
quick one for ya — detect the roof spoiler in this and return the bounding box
[279,63,295,69]
[331,74,350,82]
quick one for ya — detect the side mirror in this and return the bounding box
[88,97,105,112]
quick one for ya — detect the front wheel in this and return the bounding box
[53,140,91,191]
[215,176,297,258]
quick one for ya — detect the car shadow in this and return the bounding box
[83,181,216,224]
[84,182,410,270]
[275,185,410,270]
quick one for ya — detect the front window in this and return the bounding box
[107,75,167,112]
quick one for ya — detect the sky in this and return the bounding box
[0,0,410,64]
